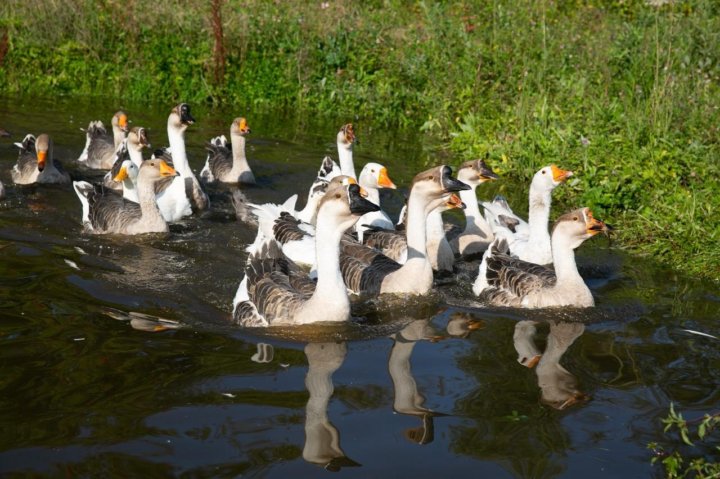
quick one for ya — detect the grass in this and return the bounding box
[0,0,718,279]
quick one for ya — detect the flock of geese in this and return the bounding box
[1,103,612,327]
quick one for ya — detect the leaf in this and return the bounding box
[680,427,694,447]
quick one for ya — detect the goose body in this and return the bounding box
[340,166,470,296]
[474,207,610,308]
[78,111,129,169]
[233,183,379,327]
[201,117,255,184]
[73,159,178,235]
[447,159,499,257]
[12,134,71,185]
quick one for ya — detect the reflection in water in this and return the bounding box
[389,320,446,445]
[251,342,274,363]
[513,320,589,410]
[303,342,360,471]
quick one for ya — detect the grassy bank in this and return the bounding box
[0,0,718,279]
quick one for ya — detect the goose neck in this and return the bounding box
[231,134,249,167]
[122,178,139,203]
[128,146,144,168]
[311,212,352,305]
[137,176,165,225]
[426,208,446,241]
[112,125,126,149]
[337,144,356,179]
[167,126,190,177]
[551,234,583,287]
[405,192,429,261]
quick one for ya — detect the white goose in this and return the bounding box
[473,207,610,307]
[72,159,179,235]
[447,158,499,256]
[484,164,573,265]
[336,123,356,179]
[12,134,71,185]
[103,126,150,191]
[78,110,129,169]
[154,103,209,221]
[355,162,397,242]
[201,117,255,184]
[233,182,380,327]
[339,165,470,296]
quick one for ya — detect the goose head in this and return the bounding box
[336,123,356,150]
[410,165,471,211]
[532,164,573,192]
[168,103,195,132]
[113,159,140,183]
[231,117,251,137]
[111,110,129,133]
[552,207,611,249]
[317,182,379,231]
[35,134,52,172]
[138,158,179,184]
[457,158,499,187]
[128,127,150,152]
[358,162,397,190]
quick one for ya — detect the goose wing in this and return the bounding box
[86,184,142,233]
[483,239,555,304]
[205,136,233,179]
[85,122,115,167]
[339,240,402,294]
[362,226,407,263]
[13,134,38,179]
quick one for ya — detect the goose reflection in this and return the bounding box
[513,319,589,410]
[389,320,447,445]
[303,342,360,471]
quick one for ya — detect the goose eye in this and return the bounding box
[542,170,546,174]
[335,193,341,199]
[428,176,434,180]
[573,216,578,221]
[371,169,375,173]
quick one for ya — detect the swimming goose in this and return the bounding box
[200,117,255,184]
[447,159,499,257]
[339,165,470,296]
[155,103,209,220]
[78,111,129,169]
[12,134,71,185]
[72,159,178,235]
[355,162,397,242]
[336,124,357,179]
[362,194,464,272]
[484,165,573,265]
[233,183,380,327]
[303,342,360,471]
[103,126,151,191]
[474,207,610,307]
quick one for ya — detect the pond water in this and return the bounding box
[1,96,719,478]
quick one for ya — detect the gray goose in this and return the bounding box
[78,110,129,169]
[72,159,178,235]
[474,207,610,307]
[233,183,380,327]
[12,134,70,185]
[339,165,470,296]
[201,117,255,184]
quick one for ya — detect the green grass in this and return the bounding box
[0,0,718,279]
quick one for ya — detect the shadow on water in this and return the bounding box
[1,95,720,477]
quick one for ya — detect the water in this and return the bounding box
[1,96,719,478]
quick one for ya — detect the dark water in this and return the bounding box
[1,96,719,478]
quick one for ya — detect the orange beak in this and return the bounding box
[445,193,465,209]
[550,164,573,183]
[377,167,397,189]
[118,114,128,131]
[159,160,178,177]
[113,165,129,182]
[525,354,542,369]
[585,209,611,235]
[358,186,369,198]
[37,150,47,172]
[239,118,251,134]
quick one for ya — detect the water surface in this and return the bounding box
[1,96,719,478]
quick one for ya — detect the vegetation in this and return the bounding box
[648,403,720,478]
[0,0,718,279]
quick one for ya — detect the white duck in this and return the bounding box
[201,117,255,184]
[232,182,380,327]
[12,134,71,185]
[77,110,129,169]
[473,207,611,307]
[72,158,179,235]
[339,165,470,296]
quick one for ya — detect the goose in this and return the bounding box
[111,159,140,203]
[200,117,255,184]
[339,165,470,296]
[12,134,71,185]
[473,207,611,307]
[154,103,209,220]
[303,342,360,471]
[355,162,397,242]
[447,158,499,257]
[103,126,151,191]
[336,123,357,179]
[72,158,178,235]
[78,110,129,169]
[483,164,573,265]
[294,156,338,225]
[361,194,465,272]
[232,182,380,327]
